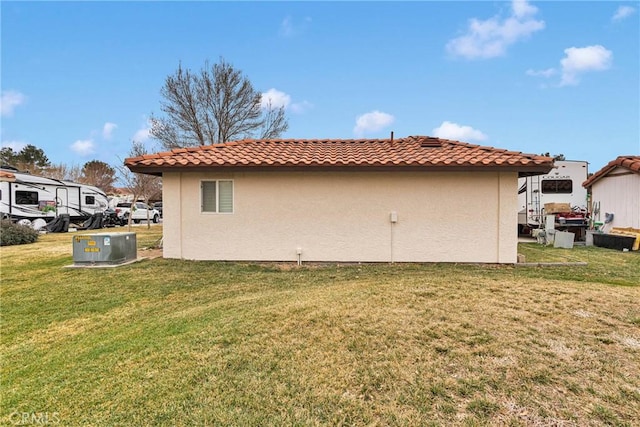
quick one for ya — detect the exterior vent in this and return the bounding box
[421,137,442,147]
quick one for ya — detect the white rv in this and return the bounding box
[518,160,589,231]
[0,167,109,223]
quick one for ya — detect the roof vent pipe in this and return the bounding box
[390,131,394,144]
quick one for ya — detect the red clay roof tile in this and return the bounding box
[125,136,553,175]
[583,155,640,188]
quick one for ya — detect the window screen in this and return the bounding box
[218,181,233,213]
[85,195,96,205]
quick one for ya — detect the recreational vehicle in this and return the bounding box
[518,160,589,232]
[0,167,109,223]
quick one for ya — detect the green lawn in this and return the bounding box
[1,226,639,426]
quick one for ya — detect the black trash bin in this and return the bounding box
[592,233,635,251]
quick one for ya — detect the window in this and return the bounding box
[201,180,233,213]
[85,195,95,205]
[16,191,39,204]
[541,179,573,194]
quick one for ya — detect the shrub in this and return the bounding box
[0,220,39,246]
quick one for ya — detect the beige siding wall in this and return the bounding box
[591,168,640,229]
[162,171,518,263]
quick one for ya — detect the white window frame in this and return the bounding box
[201,180,234,214]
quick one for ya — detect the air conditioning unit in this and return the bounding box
[72,232,137,265]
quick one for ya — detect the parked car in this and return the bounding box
[153,202,163,218]
[116,202,160,224]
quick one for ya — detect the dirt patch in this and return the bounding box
[140,248,163,259]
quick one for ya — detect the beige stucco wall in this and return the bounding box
[162,170,518,263]
[591,167,640,229]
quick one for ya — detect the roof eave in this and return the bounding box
[126,163,554,176]
[583,156,640,188]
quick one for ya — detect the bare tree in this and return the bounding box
[153,64,205,147]
[260,100,290,140]
[150,58,288,149]
[118,141,162,230]
[41,163,83,182]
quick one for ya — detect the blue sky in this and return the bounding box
[1,1,638,174]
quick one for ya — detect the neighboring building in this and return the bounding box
[108,187,135,205]
[125,136,553,263]
[583,156,640,229]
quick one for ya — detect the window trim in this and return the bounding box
[201,179,234,214]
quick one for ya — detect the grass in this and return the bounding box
[1,226,639,426]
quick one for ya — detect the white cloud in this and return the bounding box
[1,91,26,117]
[261,89,312,114]
[261,88,291,109]
[279,16,294,37]
[353,111,395,137]
[133,125,151,143]
[279,15,312,37]
[1,140,28,152]
[526,68,557,78]
[71,139,96,156]
[446,0,544,59]
[102,122,117,139]
[290,100,313,114]
[512,0,537,18]
[432,121,488,142]
[612,6,635,21]
[560,45,612,86]
[128,118,155,146]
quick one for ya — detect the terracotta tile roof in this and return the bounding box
[125,136,553,176]
[583,155,640,188]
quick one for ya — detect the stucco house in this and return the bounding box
[125,136,553,263]
[583,156,640,229]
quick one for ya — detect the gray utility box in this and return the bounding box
[73,232,137,265]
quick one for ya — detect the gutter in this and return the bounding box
[127,164,554,177]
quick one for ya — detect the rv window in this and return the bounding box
[541,179,572,194]
[85,195,96,205]
[16,191,39,204]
